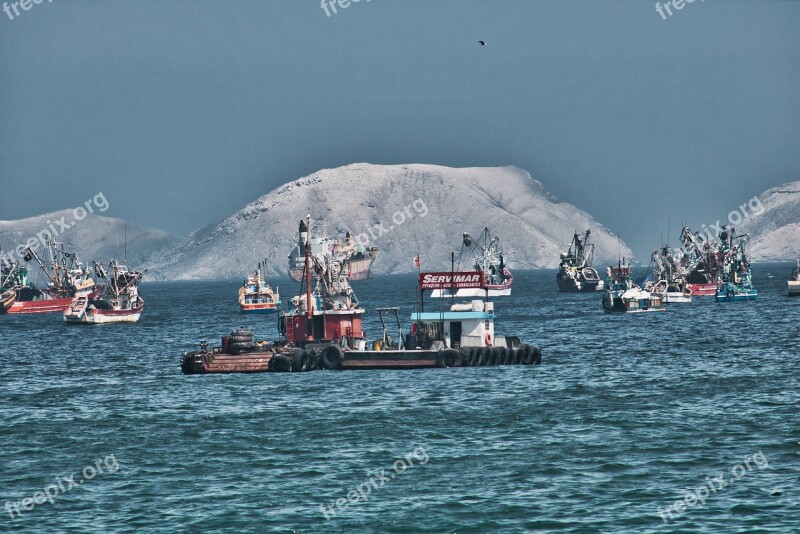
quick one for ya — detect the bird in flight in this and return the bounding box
[478,41,487,46]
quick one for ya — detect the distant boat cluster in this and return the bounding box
[0,237,144,323]
[555,225,798,315]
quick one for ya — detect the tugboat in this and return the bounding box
[643,246,692,303]
[556,230,604,292]
[181,218,540,374]
[287,217,379,282]
[715,230,757,302]
[431,227,512,298]
[788,259,800,297]
[238,266,280,314]
[603,260,665,313]
[7,238,95,314]
[64,260,145,324]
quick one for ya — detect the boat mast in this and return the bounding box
[303,213,314,342]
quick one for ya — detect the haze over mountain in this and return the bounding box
[142,164,634,280]
[0,210,175,268]
[737,181,800,261]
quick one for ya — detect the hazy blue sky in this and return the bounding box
[1,0,798,258]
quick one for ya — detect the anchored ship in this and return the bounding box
[64,260,145,324]
[556,230,604,292]
[603,260,665,313]
[431,227,512,298]
[238,266,280,314]
[287,217,378,281]
[6,238,95,314]
[788,259,800,297]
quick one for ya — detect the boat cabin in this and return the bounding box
[409,300,495,349]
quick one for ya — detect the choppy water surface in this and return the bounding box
[1,265,799,532]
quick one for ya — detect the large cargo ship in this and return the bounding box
[286,218,379,281]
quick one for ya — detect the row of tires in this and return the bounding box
[269,345,346,373]
[441,345,541,367]
[266,344,542,372]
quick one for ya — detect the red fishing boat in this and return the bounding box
[6,238,95,315]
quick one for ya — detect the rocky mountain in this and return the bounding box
[0,210,175,268]
[143,163,633,280]
[737,180,800,261]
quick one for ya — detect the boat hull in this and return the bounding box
[64,301,144,324]
[788,281,800,297]
[557,277,604,292]
[8,298,73,314]
[288,255,376,282]
[0,289,16,314]
[687,283,717,296]
[240,303,280,314]
[715,291,757,302]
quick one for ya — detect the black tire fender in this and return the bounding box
[291,350,310,372]
[442,349,461,368]
[269,354,292,372]
[320,345,344,370]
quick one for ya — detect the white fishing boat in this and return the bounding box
[64,260,145,324]
[431,228,512,298]
[556,230,604,292]
[603,261,665,314]
[788,259,800,297]
[643,246,692,303]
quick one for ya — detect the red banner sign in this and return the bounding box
[419,271,484,290]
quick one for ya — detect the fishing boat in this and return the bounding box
[556,230,604,292]
[7,238,95,314]
[715,231,757,302]
[0,258,19,313]
[431,228,513,298]
[789,259,800,297]
[64,260,145,324]
[287,217,379,281]
[643,246,692,303]
[238,267,280,314]
[603,261,665,313]
[678,227,723,296]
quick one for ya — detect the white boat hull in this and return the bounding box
[788,280,800,296]
[64,296,144,324]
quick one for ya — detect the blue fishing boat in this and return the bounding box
[715,230,757,302]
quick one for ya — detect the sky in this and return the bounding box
[1,0,798,259]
